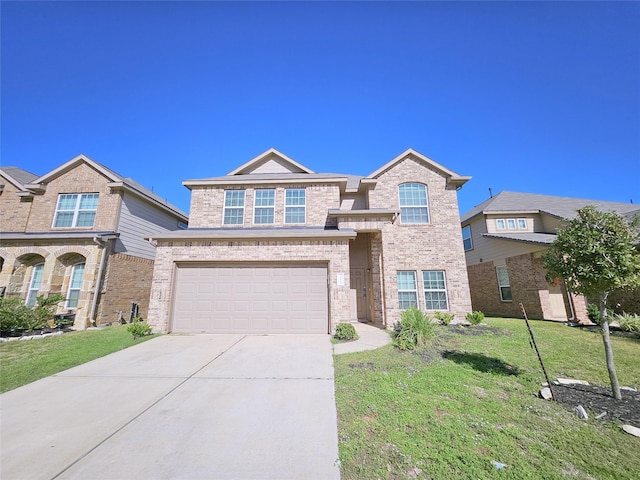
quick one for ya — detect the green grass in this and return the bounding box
[0,325,158,393]
[334,318,640,479]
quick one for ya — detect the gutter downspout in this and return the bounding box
[90,235,111,327]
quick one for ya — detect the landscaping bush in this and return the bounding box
[615,312,640,333]
[127,317,152,339]
[0,294,65,335]
[586,303,614,325]
[433,311,455,325]
[392,307,436,350]
[334,323,358,341]
[465,310,485,325]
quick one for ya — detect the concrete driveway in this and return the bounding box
[0,334,340,480]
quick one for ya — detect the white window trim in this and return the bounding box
[517,218,527,229]
[397,271,418,310]
[496,266,512,302]
[222,190,246,225]
[398,183,430,224]
[26,263,44,307]
[496,219,506,230]
[284,188,306,224]
[253,189,276,225]
[422,270,449,311]
[462,225,473,251]
[52,193,99,228]
[65,262,85,309]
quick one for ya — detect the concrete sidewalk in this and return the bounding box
[1,334,340,480]
[333,322,391,355]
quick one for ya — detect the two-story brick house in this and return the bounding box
[460,191,640,323]
[0,155,188,329]
[147,148,472,334]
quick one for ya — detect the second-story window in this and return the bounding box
[254,189,275,224]
[285,188,305,224]
[462,225,473,251]
[398,183,429,224]
[53,193,99,228]
[223,190,245,225]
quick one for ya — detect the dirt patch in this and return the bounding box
[443,324,511,337]
[549,384,640,425]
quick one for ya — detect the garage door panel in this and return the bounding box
[172,265,328,334]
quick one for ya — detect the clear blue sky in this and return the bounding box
[2,1,639,216]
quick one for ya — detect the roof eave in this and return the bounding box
[147,228,357,242]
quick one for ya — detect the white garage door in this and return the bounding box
[171,264,328,334]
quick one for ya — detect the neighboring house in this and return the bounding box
[147,148,472,334]
[0,155,188,328]
[460,191,640,323]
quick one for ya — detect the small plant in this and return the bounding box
[127,317,152,339]
[392,307,437,350]
[433,311,455,325]
[586,303,614,325]
[334,323,359,342]
[615,312,640,333]
[465,311,485,325]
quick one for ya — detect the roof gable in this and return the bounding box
[227,148,315,175]
[30,154,121,186]
[367,148,470,187]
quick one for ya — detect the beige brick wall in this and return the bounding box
[98,253,154,325]
[189,184,340,228]
[0,178,33,232]
[26,163,121,232]
[148,239,351,333]
[368,158,472,325]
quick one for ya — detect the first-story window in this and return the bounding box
[66,263,85,309]
[26,263,44,307]
[496,266,512,301]
[397,271,418,309]
[423,270,449,310]
[223,190,245,225]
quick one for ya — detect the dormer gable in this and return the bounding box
[228,148,315,175]
[367,148,471,188]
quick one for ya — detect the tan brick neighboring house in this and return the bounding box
[147,148,473,334]
[460,191,640,323]
[0,155,188,329]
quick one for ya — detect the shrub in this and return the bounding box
[465,311,485,325]
[127,317,152,339]
[433,311,455,325]
[334,323,358,341]
[0,294,65,334]
[586,303,614,325]
[615,312,640,333]
[392,307,437,350]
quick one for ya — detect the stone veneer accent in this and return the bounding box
[148,239,351,333]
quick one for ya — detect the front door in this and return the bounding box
[350,267,369,321]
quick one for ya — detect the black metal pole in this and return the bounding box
[520,303,555,401]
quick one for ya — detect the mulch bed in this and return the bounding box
[550,383,640,425]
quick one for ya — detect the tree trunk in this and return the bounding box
[599,293,622,400]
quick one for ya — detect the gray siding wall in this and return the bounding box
[115,193,182,260]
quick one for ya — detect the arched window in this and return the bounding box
[66,263,85,309]
[26,263,44,307]
[398,183,429,224]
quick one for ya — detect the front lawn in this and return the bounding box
[334,317,640,479]
[0,325,158,393]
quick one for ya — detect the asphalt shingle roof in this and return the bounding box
[461,191,638,223]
